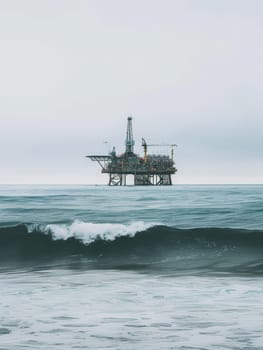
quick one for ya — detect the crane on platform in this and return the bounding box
[141,139,177,161]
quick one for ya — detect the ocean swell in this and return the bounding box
[1,221,263,274]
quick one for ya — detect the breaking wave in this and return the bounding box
[27,221,155,244]
[1,221,263,275]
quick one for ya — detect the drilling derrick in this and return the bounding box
[86,117,177,186]
[125,116,135,155]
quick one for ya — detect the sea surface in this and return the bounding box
[1,184,263,349]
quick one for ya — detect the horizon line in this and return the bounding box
[0,183,263,186]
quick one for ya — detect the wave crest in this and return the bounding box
[27,221,157,245]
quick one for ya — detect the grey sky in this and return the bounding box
[0,0,262,184]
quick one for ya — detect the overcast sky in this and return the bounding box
[0,0,262,184]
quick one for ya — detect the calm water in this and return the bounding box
[1,185,263,349]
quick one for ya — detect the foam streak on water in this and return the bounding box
[1,271,263,349]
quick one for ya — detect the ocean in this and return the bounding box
[0,184,263,349]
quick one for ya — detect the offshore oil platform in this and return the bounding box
[87,117,177,186]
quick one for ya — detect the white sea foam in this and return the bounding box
[27,221,156,245]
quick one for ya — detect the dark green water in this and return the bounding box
[0,185,263,349]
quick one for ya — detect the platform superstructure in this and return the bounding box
[87,117,177,185]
